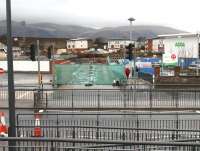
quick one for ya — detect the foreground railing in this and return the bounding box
[16,125,200,142]
[0,137,200,151]
[16,112,200,141]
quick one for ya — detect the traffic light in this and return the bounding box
[126,43,134,61]
[47,45,52,59]
[30,44,36,61]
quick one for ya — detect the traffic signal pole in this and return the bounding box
[6,0,16,150]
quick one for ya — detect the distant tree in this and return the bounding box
[137,36,146,42]
[136,36,146,50]
[94,37,107,49]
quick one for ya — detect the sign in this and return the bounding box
[163,52,178,67]
[175,42,185,48]
[171,54,176,60]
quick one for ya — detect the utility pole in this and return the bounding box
[197,33,200,76]
[52,43,56,87]
[37,40,41,89]
[6,0,16,150]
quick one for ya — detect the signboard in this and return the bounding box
[163,37,199,58]
[163,52,178,67]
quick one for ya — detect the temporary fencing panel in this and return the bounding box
[55,64,125,85]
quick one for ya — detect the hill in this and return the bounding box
[0,20,185,39]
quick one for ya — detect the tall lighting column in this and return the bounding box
[6,0,16,150]
[128,17,136,78]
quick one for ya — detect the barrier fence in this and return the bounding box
[1,88,200,109]
[0,137,200,151]
[16,113,200,142]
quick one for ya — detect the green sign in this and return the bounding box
[175,42,185,47]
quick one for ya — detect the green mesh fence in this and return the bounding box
[55,64,126,85]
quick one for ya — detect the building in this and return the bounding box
[0,36,68,53]
[145,39,153,51]
[107,39,133,50]
[0,42,6,59]
[0,42,6,51]
[66,38,92,51]
[152,33,200,66]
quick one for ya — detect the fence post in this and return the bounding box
[123,88,127,109]
[34,91,40,112]
[73,125,75,149]
[16,114,19,137]
[56,114,59,138]
[149,88,152,110]
[136,115,139,141]
[72,90,74,109]
[175,90,179,109]
[98,90,100,109]
[195,90,197,107]
[50,141,55,151]
[176,113,179,140]
[96,114,99,139]
[45,93,48,109]
[122,128,125,149]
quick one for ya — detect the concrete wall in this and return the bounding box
[0,61,50,72]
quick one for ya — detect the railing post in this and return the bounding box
[98,90,100,109]
[122,128,125,149]
[16,114,19,137]
[45,93,48,109]
[175,90,179,109]
[72,126,75,149]
[136,115,139,141]
[124,88,127,109]
[72,90,74,109]
[96,114,99,139]
[149,88,152,110]
[50,141,55,151]
[176,113,179,140]
[34,91,40,112]
[194,90,197,107]
[56,114,59,138]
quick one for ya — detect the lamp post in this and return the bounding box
[128,17,136,79]
[6,0,16,150]
[197,33,200,76]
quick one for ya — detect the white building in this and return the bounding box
[108,39,134,49]
[66,38,91,51]
[153,33,200,66]
[0,42,6,59]
[0,42,6,50]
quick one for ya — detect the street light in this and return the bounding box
[128,17,135,42]
[6,0,16,150]
[128,17,136,79]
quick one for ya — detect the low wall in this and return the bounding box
[0,61,50,72]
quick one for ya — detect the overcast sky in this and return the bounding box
[0,0,200,32]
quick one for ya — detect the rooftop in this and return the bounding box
[157,32,200,38]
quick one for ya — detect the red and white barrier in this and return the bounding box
[0,112,8,137]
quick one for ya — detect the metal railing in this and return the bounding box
[0,137,200,151]
[35,88,200,109]
[1,88,200,110]
[16,112,200,141]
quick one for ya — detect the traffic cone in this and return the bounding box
[34,113,42,137]
[0,112,8,137]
